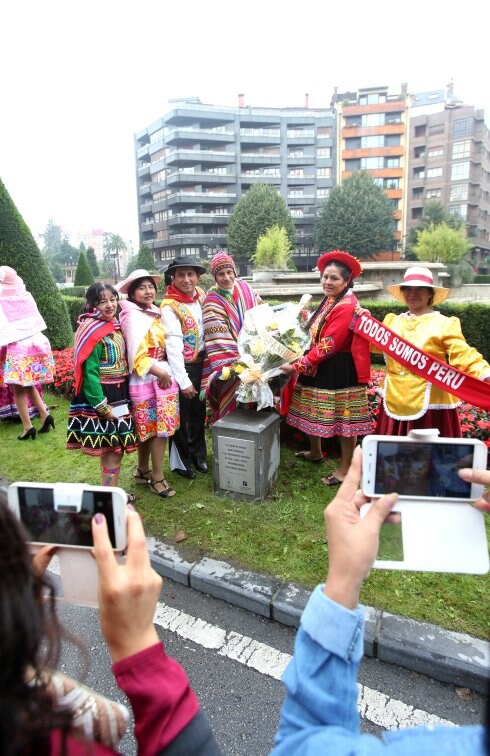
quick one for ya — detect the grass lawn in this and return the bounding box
[1,390,489,639]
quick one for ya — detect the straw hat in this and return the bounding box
[387,266,450,305]
[115,269,161,295]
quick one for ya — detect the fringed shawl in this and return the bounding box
[118,300,161,372]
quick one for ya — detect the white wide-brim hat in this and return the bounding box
[115,268,161,295]
[386,266,450,305]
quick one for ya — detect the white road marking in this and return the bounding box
[152,600,455,731]
[49,560,455,730]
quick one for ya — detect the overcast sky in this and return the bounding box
[1,0,489,251]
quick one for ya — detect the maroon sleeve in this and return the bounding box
[112,642,200,756]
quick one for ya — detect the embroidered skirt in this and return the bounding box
[66,381,138,457]
[0,383,45,420]
[1,334,55,387]
[129,375,180,442]
[286,353,372,438]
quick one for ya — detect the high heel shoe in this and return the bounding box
[38,414,55,433]
[18,427,36,441]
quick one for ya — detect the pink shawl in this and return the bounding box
[118,299,161,372]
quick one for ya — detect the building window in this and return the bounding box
[450,183,468,201]
[452,140,471,159]
[359,93,387,105]
[345,158,361,171]
[385,157,400,168]
[360,135,384,148]
[385,112,402,124]
[362,156,384,169]
[413,167,425,179]
[414,146,426,159]
[427,167,443,178]
[289,169,304,177]
[426,189,442,199]
[453,118,473,138]
[428,147,444,158]
[451,161,470,181]
[317,188,330,198]
[290,209,304,217]
[413,187,423,198]
[363,113,385,127]
[317,147,331,157]
[289,149,304,158]
[373,177,400,189]
[412,208,423,220]
[288,189,304,197]
[414,124,426,137]
[317,126,332,137]
[316,167,331,177]
[449,204,467,219]
[150,128,164,144]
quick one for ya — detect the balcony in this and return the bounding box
[137,163,151,178]
[240,173,281,183]
[168,233,227,245]
[137,144,150,159]
[166,171,236,186]
[167,148,236,166]
[140,220,153,233]
[168,213,230,226]
[240,152,281,166]
[287,194,315,204]
[287,174,316,184]
[166,191,236,206]
[139,183,151,197]
[166,127,235,145]
[140,201,153,214]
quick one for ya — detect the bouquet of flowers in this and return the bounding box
[222,294,312,410]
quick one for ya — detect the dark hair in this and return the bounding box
[0,493,73,753]
[85,282,119,310]
[321,260,354,289]
[127,277,157,303]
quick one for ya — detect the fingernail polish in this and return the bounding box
[95,513,103,524]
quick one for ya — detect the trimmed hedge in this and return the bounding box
[63,296,85,331]
[362,300,490,363]
[474,275,490,284]
[0,178,73,349]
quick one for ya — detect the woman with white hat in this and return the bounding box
[116,269,179,498]
[375,266,490,436]
[0,266,55,440]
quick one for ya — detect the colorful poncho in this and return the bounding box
[201,279,261,422]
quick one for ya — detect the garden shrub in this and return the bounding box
[0,178,72,349]
[474,275,490,284]
[63,296,85,331]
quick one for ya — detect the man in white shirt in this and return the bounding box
[160,257,208,479]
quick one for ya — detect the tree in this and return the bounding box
[86,246,100,278]
[413,223,472,264]
[74,250,95,286]
[251,225,292,269]
[227,184,295,264]
[315,172,395,258]
[103,233,127,281]
[405,201,463,256]
[0,178,72,349]
[125,244,156,276]
[41,218,63,259]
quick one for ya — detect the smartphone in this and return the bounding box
[7,482,128,551]
[361,435,487,501]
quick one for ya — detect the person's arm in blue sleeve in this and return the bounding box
[272,448,487,755]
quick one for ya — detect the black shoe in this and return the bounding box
[192,458,208,474]
[175,467,196,480]
[18,427,36,441]
[39,414,55,433]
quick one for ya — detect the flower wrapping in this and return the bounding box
[225,295,312,410]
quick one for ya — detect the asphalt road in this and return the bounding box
[57,578,486,755]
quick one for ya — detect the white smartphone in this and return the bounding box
[361,435,487,502]
[7,482,128,551]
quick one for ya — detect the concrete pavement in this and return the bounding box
[148,537,490,695]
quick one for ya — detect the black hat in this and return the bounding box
[165,256,206,277]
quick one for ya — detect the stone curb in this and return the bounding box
[148,537,490,695]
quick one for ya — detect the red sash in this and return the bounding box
[353,313,490,410]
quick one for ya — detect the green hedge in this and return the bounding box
[363,300,490,363]
[63,296,85,331]
[61,286,88,297]
[474,275,490,284]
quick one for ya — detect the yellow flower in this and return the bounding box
[221,366,231,380]
[234,364,245,375]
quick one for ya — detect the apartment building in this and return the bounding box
[134,97,336,270]
[407,98,490,269]
[334,85,409,259]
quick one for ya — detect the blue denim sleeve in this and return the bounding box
[272,585,486,755]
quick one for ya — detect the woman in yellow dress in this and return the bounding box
[117,269,179,498]
[375,266,490,436]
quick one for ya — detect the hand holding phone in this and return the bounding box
[92,507,162,663]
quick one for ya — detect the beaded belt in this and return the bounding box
[148,347,166,361]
